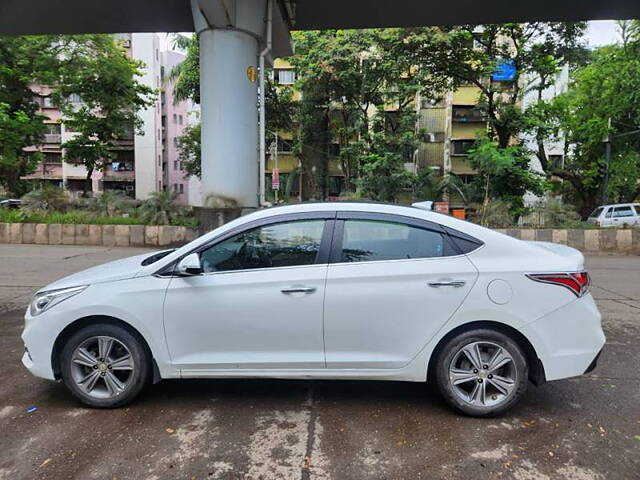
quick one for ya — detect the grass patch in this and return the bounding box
[0,209,198,227]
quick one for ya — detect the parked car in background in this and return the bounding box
[0,198,21,209]
[587,203,640,227]
[22,202,605,417]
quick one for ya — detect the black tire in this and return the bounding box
[60,323,151,408]
[434,328,528,417]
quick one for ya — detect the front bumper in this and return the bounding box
[522,293,605,382]
[21,309,57,381]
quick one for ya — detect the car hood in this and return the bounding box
[39,252,156,292]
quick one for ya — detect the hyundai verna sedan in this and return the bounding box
[22,202,605,416]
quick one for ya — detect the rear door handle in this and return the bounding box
[281,286,317,294]
[428,281,466,288]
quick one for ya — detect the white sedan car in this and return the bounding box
[22,202,605,416]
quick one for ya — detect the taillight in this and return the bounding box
[526,272,591,297]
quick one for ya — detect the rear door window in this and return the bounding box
[613,206,634,218]
[339,220,447,263]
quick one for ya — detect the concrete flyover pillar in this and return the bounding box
[191,0,292,208]
[199,27,258,208]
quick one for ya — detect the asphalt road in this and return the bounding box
[0,245,638,480]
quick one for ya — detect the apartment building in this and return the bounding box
[23,34,192,203]
[416,85,488,208]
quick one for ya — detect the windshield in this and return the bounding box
[589,207,604,218]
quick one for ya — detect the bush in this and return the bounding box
[138,191,187,225]
[20,185,69,214]
[467,200,514,228]
[524,198,582,228]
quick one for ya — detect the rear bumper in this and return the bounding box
[522,294,605,382]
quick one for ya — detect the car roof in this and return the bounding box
[211,201,502,244]
[599,203,640,208]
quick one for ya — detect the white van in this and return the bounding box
[587,203,640,227]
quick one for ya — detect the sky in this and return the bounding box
[585,20,620,47]
[159,20,623,53]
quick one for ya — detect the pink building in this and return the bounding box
[161,50,190,204]
[22,35,195,203]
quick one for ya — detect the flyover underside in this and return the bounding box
[1,0,640,36]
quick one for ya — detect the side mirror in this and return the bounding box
[176,253,202,276]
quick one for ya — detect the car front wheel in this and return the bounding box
[435,328,528,417]
[60,323,150,408]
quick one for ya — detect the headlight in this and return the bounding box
[29,285,88,317]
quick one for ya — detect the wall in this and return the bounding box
[495,228,640,255]
[0,223,198,248]
[132,33,163,199]
[1,222,638,254]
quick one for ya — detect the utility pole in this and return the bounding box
[601,118,611,205]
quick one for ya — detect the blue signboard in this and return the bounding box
[492,59,516,82]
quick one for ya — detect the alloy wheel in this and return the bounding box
[69,336,135,400]
[448,341,517,408]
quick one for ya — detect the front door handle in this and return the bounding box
[281,286,317,294]
[428,281,466,288]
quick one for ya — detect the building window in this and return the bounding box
[45,124,61,135]
[178,115,183,125]
[44,124,62,144]
[278,139,294,153]
[111,151,134,171]
[179,184,184,194]
[174,160,178,170]
[451,139,476,156]
[173,137,178,147]
[173,113,177,124]
[157,129,160,140]
[158,154,161,166]
[328,143,340,157]
[276,69,296,85]
[173,183,178,192]
[68,93,82,104]
[42,96,55,108]
[44,152,62,164]
[452,106,486,123]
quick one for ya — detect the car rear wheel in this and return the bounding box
[60,324,150,408]
[435,328,528,417]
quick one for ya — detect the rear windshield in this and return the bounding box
[589,207,604,218]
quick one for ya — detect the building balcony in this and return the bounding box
[43,134,62,144]
[452,106,487,123]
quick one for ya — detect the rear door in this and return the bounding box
[612,206,636,226]
[323,212,479,369]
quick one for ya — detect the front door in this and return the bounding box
[163,218,331,372]
[323,216,478,369]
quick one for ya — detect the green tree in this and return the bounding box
[177,122,202,178]
[291,28,447,200]
[0,36,60,196]
[468,135,542,223]
[421,22,587,149]
[55,35,155,194]
[539,42,640,217]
